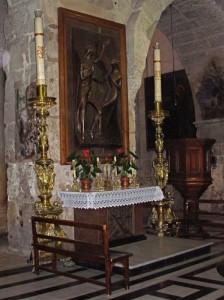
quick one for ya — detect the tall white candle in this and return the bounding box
[34,9,46,85]
[154,43,162,102]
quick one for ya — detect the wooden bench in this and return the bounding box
[31,216,132,295]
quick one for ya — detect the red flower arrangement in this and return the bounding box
[67,149,101,181]
[116,148,123,154]
[82,149,90,159]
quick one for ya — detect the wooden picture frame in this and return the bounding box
[58,7,129,164]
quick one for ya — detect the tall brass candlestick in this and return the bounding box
[148,43,169,236]
[150,43,168,191]
[29,11,65,241]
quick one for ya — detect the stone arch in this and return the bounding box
[125,0,173,150]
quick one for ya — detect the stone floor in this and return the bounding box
[0,233,224,299]
[0,234,28,272]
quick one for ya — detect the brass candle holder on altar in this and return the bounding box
[147,43,179,237]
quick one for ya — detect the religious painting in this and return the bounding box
[196,61,224,120]
[145,69,196,149]
[58,8,129,164]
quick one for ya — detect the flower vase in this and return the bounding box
[120,177,129,189]
[80,180,91,192]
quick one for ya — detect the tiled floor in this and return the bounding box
[0,234,224,299]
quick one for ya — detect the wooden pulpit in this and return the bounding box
[165,138,215,236]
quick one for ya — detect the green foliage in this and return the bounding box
[67,150,102,181]
[113,150,138,177]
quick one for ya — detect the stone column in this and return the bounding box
[0,0,8,234]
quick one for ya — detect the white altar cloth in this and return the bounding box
[58,186,163,209]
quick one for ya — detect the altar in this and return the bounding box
[59,186,163,243]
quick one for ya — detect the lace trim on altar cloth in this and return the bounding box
[58,186,164,209]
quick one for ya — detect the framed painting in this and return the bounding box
[145,69,196,149]
[58,7,129,164]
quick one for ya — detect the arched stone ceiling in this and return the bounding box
[157,0,224,64]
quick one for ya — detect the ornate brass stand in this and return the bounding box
[29,85,65,238]
[150,102,168,191]
[148,102,179,237]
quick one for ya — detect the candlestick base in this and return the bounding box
[72,180,80,192]
[113,174,121,190]
[129,175,140,188]
[94,175,104,191]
